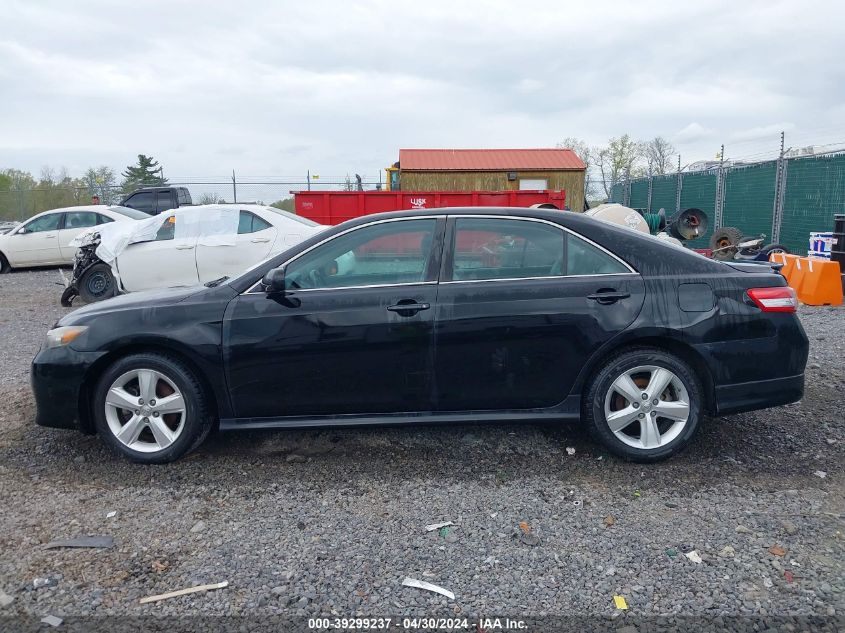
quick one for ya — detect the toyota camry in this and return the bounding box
[32,208,809,463]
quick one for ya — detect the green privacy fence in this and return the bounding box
[609,151,845,254]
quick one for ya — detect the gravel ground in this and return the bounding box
[0,270,843,630]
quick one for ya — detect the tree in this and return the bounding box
[121,154,167,192]
[83,166,118,204]
[197,192,225,204]
[270,198,296,213]
[644,136,676,175]
[557,137,595,201]
[595,135,645,199]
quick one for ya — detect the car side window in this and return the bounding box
[22,213,62,233]
[64,211,100,229]
[566,233,629,275]
[285,219,436,290]
[125,192,154,214]
[238,211,272,234]
[451,218,564,281]
[155,216,176,241]
[96,214,115,225]
[156,192,172,213]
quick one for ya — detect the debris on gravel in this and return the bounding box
[0,270,843,622]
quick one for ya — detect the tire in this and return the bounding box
[92,353,214,463]
[583,347,703,462]
[0,252,10,274]
[710,227,743,261]
[761,244,789,258]
[78,263,116,303]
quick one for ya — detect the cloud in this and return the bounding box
[0,0,843,182]
[673,123,715,143]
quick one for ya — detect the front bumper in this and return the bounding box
[31,346,106,431]
[714,373,805,416]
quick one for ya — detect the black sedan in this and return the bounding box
[32,208,809,463]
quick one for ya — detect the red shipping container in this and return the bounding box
[292,190,567,225]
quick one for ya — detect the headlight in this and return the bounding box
[44,326,88,349]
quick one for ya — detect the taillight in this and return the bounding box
[747,287,798,312]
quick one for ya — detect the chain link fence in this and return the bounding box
[610,151,845,254]
[0,177,384,223]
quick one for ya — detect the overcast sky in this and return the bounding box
[1,0,843,185]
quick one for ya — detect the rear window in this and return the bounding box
[109,205,151,220]
[238,211,273,234]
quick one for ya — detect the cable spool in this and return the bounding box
[666,208,709,241]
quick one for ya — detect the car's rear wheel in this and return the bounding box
[78,263,116,303]
[584,348,703,462]
[93,353,213,463]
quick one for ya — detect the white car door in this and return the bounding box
[58,211,112,261]
[7,212,64,266]
[115,215,200,291]
[194,210,278,283]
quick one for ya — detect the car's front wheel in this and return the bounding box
[93,353,213,463]
[584,348,703,462]
[0,252,10,274]
[78,263,116,303]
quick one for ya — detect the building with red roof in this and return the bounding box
[393,148,586,211]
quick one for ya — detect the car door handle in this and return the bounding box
[587,290,630,304]
[387,302,430,315]
[175,244,195,250]
[250,237,271,243]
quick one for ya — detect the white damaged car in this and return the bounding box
[0,205,150,273]
[61,204,327,304]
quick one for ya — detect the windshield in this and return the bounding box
[264,206,319,227]
[108,206,152,220]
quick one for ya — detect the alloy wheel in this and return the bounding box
[104,368,186,453]
[603,365,691,450]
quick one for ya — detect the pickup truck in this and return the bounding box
[120,186,192,215]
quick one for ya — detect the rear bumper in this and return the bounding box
[31,347,105,431]
[713,373,804,416]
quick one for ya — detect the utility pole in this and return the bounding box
[307,170,311,191]
[232,170,237,203]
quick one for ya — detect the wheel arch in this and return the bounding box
[78,341,220,434]
[573,332,716,415]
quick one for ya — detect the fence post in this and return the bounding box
[771,131,786,243]
[714,144,725,229]
[232,170,237,203]
[675,171,683,215]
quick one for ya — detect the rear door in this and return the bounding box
[115,214,200,290]
[7,212,64,266]
[195,211,278,283]
[433,216,645,411]
[58,211,111,260]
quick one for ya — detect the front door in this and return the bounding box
[223,217,444,420]
[115,214,200,290]
[8,212,64,266]
[433,216,645,411]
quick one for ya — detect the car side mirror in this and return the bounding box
[261,267,287,293]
